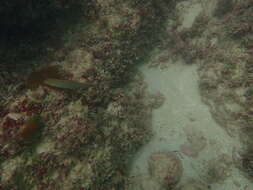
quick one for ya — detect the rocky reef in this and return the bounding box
[0,0,175,189]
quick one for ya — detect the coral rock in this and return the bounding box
[176,180,209,190]
[148,152,183,188]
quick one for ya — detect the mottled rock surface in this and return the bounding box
[148,152,183,189]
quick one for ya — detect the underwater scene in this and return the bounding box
[0,0,253,189]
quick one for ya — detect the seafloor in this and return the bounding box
[0,0,253,190]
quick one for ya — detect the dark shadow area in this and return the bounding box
[0,0,93,73]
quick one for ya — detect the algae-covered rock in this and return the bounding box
[176,180,209,190]
[213,0,234,17]
[0,0,175,189]
[148,152,183,189]
[205,154,233,184]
